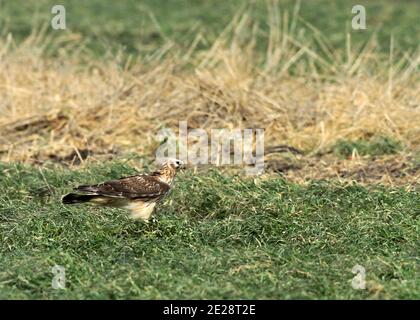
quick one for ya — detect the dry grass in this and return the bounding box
[265,153,420,187]
[0,5,419,185]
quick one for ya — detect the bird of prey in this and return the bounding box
[62,158,185,221]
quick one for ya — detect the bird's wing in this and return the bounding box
[75,175,170,199]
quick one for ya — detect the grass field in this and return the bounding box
[0,0,419,299]
[1,0,419,55]
[0,161,418,299]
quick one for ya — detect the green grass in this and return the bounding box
[0,161,418,299]
[0,0,419,55]
[332,137,403,158]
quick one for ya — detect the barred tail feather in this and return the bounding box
[62,193,98,204]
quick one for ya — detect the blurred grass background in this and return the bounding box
[1,0,419,55]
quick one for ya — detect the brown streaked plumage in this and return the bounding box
[62,158,184,221]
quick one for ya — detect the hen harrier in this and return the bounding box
[62,158,184,221]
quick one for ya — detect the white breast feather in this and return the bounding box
[127,201,157,221]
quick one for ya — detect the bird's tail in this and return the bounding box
[62,193,98,204]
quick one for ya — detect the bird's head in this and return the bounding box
[156,158,185,171]
[164,158,185,170]
[153,158,185,184]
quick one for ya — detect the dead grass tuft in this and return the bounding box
[267,153,420,187]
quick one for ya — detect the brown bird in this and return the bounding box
[62,158,185,221]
